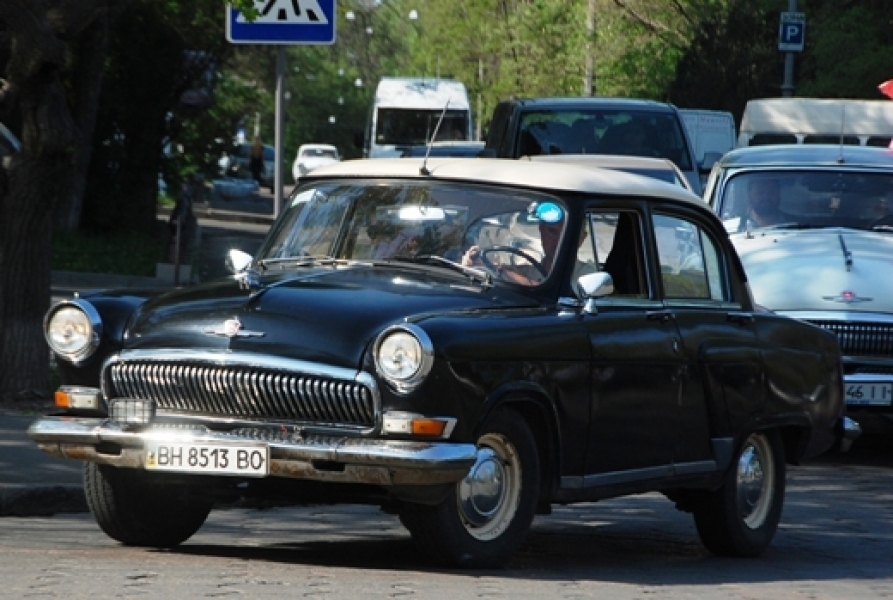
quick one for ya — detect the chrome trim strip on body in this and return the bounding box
[561,460,721,490]
[779,311,893,324]
[28,417,477,486]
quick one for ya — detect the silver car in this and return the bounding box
[705,144,893,427]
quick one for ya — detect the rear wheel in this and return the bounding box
[84,463,213,548]
[693,430,785,557]
[400,409,540,569]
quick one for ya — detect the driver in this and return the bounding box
[747,178,787,227]
[462,203,587,286]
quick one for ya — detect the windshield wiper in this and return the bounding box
[754,221,818,231]
[390,255,493,287]
[257,256,345,270]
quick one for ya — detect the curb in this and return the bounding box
[0,484,88,517]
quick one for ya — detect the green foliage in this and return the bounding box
[52,228,167,277]
[797,1,893,98]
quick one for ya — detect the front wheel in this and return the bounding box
[400,409,540,568]
[84,463,213,548]
[692,430,786,557]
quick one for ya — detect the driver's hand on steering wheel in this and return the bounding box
[462,245,483,266]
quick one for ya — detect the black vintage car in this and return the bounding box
[32,158,858,568]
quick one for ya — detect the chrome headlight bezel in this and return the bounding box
[373,324,434,394]
[43,299,103,364]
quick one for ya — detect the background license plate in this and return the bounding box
[146,442,269,476]
[845,383,892,406]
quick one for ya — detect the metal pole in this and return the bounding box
[274,46,286,220]
[781,0,797,97]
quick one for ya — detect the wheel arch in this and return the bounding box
[482,391,560,513]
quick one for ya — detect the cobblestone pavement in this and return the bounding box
[1,445,891,599]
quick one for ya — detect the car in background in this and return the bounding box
[292,143,341,183]
[481,97,704,194]
[220,142,276,192]
[705,144,893,429]
[530,154,696,192]
[32,157,855,569]
[400,141,485,158]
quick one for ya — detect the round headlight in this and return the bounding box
[374,325,434,393]
[44,300,102,363]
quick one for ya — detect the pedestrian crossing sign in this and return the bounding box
[227,0,336,45]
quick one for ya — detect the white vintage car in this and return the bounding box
[705,144,893,427]
[292,143,340,183]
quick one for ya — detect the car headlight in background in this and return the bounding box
[374,324,434,393]
[44,300,102,364]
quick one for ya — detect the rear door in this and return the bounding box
[649,206,763,474]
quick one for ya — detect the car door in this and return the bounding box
[578,208,686,485]
[649,206,763,474]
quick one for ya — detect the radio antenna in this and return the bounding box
[421,99,450,176]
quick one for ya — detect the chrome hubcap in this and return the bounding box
[457,433,521,541]
[459,448,504,526]
[736,434,774,529]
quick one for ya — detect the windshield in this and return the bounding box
[717,170,893,233]
[375,109,469,145]
[302,148,338,159]
[516,109,693,170]
[256,180,568,285]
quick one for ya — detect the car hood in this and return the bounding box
[124,264,536,369]
[731,228,893,313]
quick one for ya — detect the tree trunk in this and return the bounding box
[53,12,111,233]
[0,0,102,402]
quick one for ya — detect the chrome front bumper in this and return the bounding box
[28,417,478,486]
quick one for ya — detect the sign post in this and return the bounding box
[226,1,337,218]
[778,4,805,98]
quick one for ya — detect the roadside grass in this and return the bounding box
[52,225,168,277]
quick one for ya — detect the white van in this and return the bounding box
[364,77,473,158]
[681,109,736,162]
[738,97,893,148]
[680,109,736,185]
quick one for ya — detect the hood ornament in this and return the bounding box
[822,290,873,304]
[203,318,266,338]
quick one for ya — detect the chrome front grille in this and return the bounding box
[105,358,377,430]
[808,320,893,357]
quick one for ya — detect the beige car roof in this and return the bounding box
[306,157,704,207]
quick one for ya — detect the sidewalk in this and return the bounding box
[0,183,281,517]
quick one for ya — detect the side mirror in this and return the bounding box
[699,152,722,172]
[576,271,614,299]
[225,248,254,274]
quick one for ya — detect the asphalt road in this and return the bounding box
[1,440,891,599]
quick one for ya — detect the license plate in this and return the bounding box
[845,383,893,406]
[145,442,269,476]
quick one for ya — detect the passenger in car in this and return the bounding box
[602,213,643,295]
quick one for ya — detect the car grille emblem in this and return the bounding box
[822,290,873,304]
[203,318,266,338]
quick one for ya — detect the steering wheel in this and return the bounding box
[479,245,547,277]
